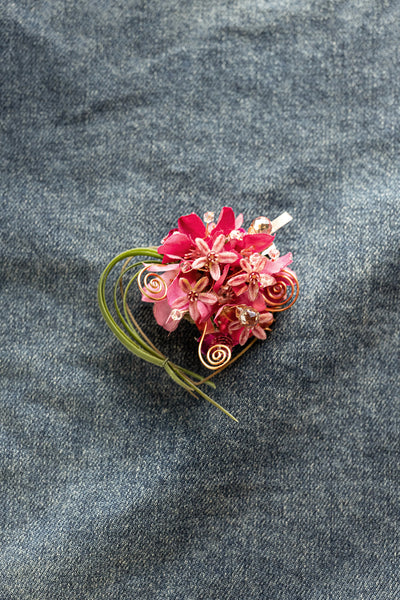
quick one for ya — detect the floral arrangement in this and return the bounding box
[98,207,298,421]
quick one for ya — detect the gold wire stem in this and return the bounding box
[119,261,207,389]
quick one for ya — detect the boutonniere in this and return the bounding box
[98,207,298,421]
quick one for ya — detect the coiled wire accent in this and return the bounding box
[262,269,299,312]
[198,328,232,370]
[137,266,167,301]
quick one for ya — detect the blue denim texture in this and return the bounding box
[1,1,400,598]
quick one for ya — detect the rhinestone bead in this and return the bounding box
[237,307,260,327]
[248,216,272,235]
[170,309,183,321]
[268,247,280,260]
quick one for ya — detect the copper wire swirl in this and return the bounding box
[198,328,232,371]
[137,266,167,301]
[262,269,299,312]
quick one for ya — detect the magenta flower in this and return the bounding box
[170,276,217,322]
[191,234,238,280]
[228,253,276,301]
[229,307,274,345]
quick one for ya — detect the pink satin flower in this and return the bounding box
[229,309,274,345]
[170,276,217,322]
[191,234,238,280]
[228,254,276,301]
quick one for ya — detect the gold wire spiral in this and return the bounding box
[137,266,167,301]
[262,268,299,312]
[198,327,232,370]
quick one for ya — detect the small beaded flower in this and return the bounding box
[98,207,298,421]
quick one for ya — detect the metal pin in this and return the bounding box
[262,212,293,256]
[270,211,293,234]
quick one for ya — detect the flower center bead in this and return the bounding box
[207,252,219,264]
[187,291,199,302]
[237,307,260,327]
[249,272,260,284]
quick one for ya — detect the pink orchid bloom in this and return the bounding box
[191,234,238,280]
[228,253,276,301]
[170,276,217,322]
[229,308,274,346]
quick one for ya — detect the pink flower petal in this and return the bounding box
[189,302,200,321]
[172,297,189,310]
[262,252,293,274]
[239,258,251,272]
[178,213,206,239]
[153,299,179,332]
[213,263,230,292]
[252,325,267,340]
[250,254,267,271]
[259,312,273,326]
[178,277,192,293]
[228,273,248,287]
[158,231,192,259]
[167,274,187,304]
[241,233,275,253]
[235,213,243,229]
[212,234,226,253]
[164,318,180,332]
[199,292,217,304]
[197,301,212,322]
[239,328,251,345]
[195,237,210,255]
[233,283,248,296]
[209,262,221,280]
[215,206,236,234]
[142,263,179,272]
[251,294,267,312]
[218,251,238,263]
[193,276,209,293]
[260,274,276,287]
[248,281,259,302]
[191,257,207,270]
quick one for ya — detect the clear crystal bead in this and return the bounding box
[170,309,183,321]
[248,216,272,235]
[237,307,260,327]
[203,211,215,224]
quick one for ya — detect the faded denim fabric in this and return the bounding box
[1,1,400,598]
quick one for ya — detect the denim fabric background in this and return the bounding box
[1,1,400,598]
